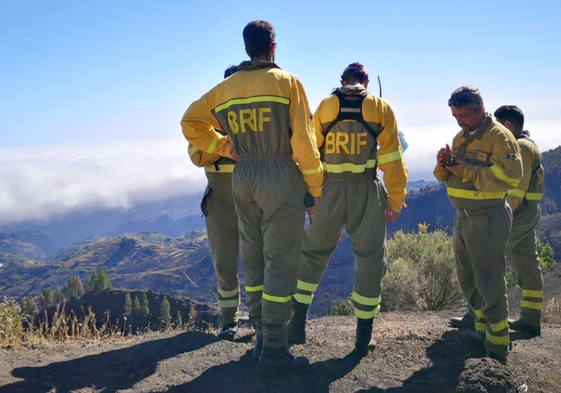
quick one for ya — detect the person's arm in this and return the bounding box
[188,143,220,168]
[289,78,323,197]
[376,102,408,213]
[181,90,231,158]
[506,141,532,211]
[462,131,523,192]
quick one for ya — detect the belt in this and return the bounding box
[457,202,506,217]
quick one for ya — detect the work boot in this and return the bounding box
[257,346,310,377]
[508,319,541,336]
[486,350,507,365]
[253,334,263,361]
[287,301,308,345]
[217,322,238,341]
[353,317,376,358]
[449,313,474,329]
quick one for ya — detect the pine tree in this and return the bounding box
[66,276,85,298]
[174,310,183,328]
[86,270,113,292]
[38,289,53,310]
[140,293,150,326]
[21,295,38,316]
[132,296,142,326]
[52,286,63,305]
[159,296,171,329]
[124,293,132,320]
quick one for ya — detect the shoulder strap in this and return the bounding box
[323,90,379,140]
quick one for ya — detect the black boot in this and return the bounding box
[287,301,308,344]
[257,346,310,377]
[353,317,376,358]
[449,313,474,329]
[508,319,541,336]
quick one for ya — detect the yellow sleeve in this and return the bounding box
[312,98,329,149]
[463,131,523,192]
[507,141,533,211]
[433,163,451,182]
[376,102,408,212]
[181,89,231,158]
[188,143,219,168]
[289,78,323,197]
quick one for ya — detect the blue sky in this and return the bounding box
[1,1,560,224]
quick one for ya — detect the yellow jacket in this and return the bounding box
[506,131,545,211]
[314,86,408,212]
[434,115,523,210]
[188,129,236,173]
[181,60,323,196]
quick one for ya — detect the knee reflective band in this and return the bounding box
[218,286,240,298]
[218,299,240,308]
[293,293,313,305]
[521,300,542,310]
[486,331,510,346]
[474,310,486,333]
[352,292,381,319]
[262,292,292,303]
[245,285,264,293]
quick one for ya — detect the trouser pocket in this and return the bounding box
[201,186,212,217]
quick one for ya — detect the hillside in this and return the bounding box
[1,312,560,392]
[0,231,217,303]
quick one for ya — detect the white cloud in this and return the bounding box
[0,138,207,226]
[400,120,561,181]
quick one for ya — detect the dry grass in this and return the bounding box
[543,298,561,325]
[0,301,190,349]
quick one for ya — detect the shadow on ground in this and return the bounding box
[0,331,216,393]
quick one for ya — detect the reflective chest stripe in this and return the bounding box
[323,159,376,173]
[448,187,506,200]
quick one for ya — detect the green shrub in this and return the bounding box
[330,300,353,316]
[0,301,24,347]
[383,223,464,311]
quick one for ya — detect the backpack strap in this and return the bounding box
[322,90,379,142]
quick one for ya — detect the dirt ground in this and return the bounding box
[0,311,559,393]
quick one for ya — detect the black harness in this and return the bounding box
[322,90,379,143]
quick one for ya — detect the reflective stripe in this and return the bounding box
[215,96,290,113]
[475,322,486,332]
[297,280,319,293]
[188,145,199,157]
[486,331,510,346]
[218,299,239,308]
[262,292,291,303]
[218,286,240,298]
[447,187,506,200]
[488,318,509,333]
[473,309,485,319]
[521,300,542,310]
[377,150,402,165]
[354,305,380,319]
[205,164,235,173]
[206,137,220,154]
[300,165,322,175]
[525,192,543,201]
[522,289,543,298]
[324,159,376,174]
[507,189,525,198]
[293,293,313,305]
[352,292,381,307]
[490,165,521,187]
[245,285,263,292]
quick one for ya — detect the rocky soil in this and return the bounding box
[1,311,559,393]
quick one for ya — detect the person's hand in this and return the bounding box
[227,138,238,160]
[385,206,400,222]
[446,159,468,177]
[437,144,452,167]
[306,197,321,216]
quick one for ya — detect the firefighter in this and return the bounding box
[181,20,322,377]
[187,65,242,341]
[496,105,545,335]
[287,63,408,357]
[434,86,523,364]
[448,106,546,337]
